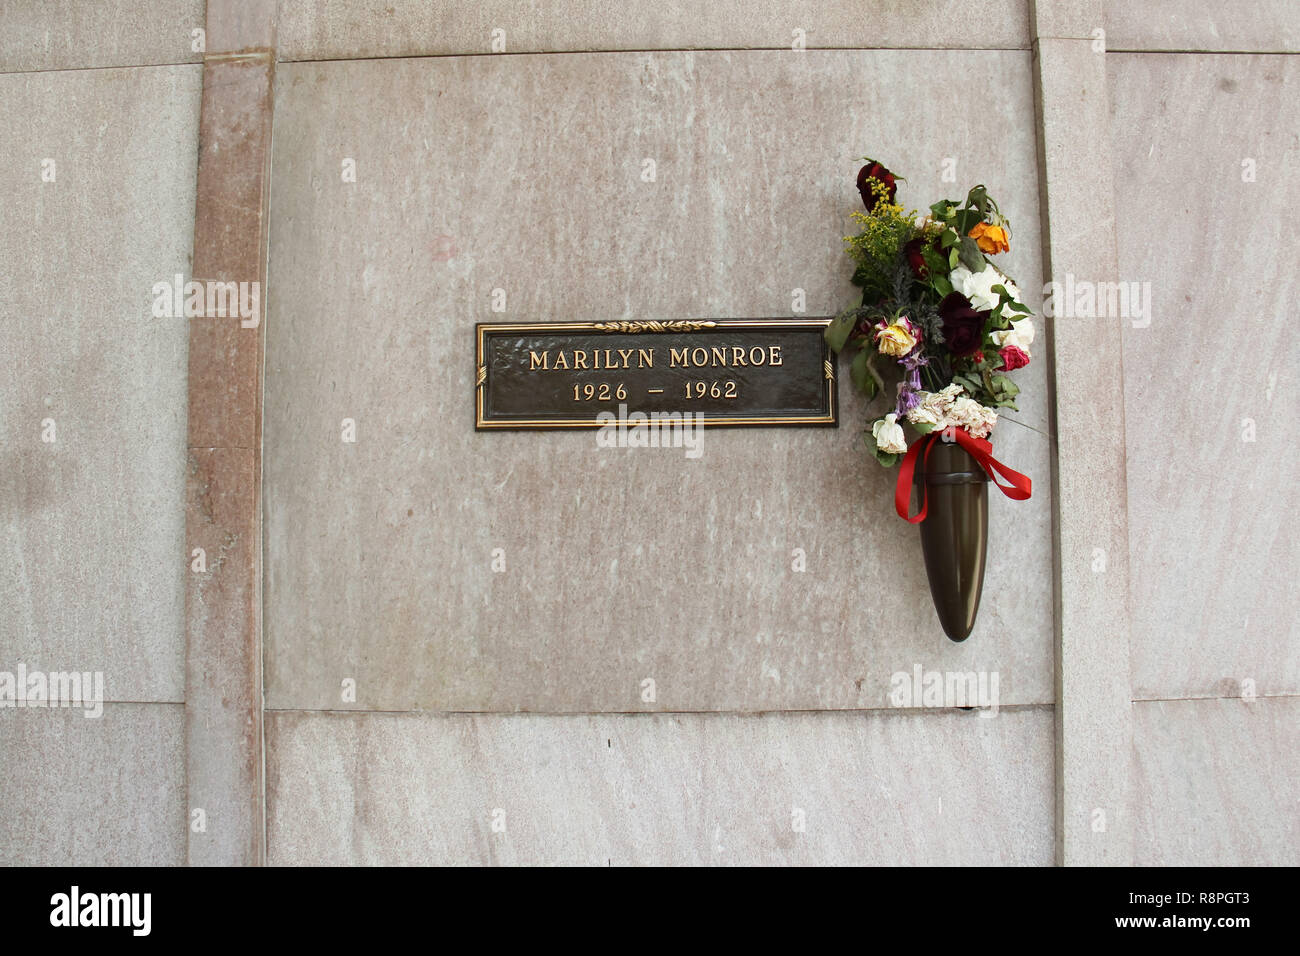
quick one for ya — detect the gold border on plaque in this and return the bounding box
[475,318,837,429]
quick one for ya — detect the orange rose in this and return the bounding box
[969,222,1009,254]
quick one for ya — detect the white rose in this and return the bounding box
[949,264,1022,314]
[949,396,998,439]
[992,317,1035,355]
[872,413,908,455]
[906,403,942,428]
[907,385,964,428]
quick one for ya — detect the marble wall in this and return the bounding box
[1105,1,1300,53]
[0,1,204,72]
[1133,698,1300,865]
[0,62,199,864]
[275,0,1031,59]
[4,0,1297,868]
[263,50,1054,717]
[258,48,1056,864]
[267,708,1054,865]
[1110,50,1300,863]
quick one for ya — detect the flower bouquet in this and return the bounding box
[828,159,1033,642]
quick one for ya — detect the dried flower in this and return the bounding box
[969,221,1010,254]
[873,316,921,358]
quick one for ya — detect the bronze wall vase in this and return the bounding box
[896,429,1032,643]
[915,440,990,642]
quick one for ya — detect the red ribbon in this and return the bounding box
[894,427,1032,524]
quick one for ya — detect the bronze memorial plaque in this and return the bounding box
[475,319,838,429]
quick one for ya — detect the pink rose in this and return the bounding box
[999,344,1030,371]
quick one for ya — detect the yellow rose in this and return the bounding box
[969,222,1010,254]
[873,317,920,358]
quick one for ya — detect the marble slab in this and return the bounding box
[1035,34,1132,866]
[0,703,185,866]
[1110,54,1300,700]
[267,707,1054,865]
[183,49,277,868]
[1105,1,1300,53]
[277,0,1031,61]
[0,1,204,73]
[0,65,200,703]
[263,50,1054,713]
[1133,697,1300,865]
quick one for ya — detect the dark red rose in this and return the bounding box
[857,160,897,212]
[904,237,929,278]
[939,291,988,357]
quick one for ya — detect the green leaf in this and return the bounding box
[849,347,878,399]
[988,374,1020,400]
[953,208,980,234]
[939,229,961,249]
[991,284,1031,317]
[958,237,986,272]
[929,200,956,221]
[864,421,901,466]
[921,246,947,276]
[911,421,937,436]
[825,312,856,353]
[932,275,953,297]
[948,247,959,270]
